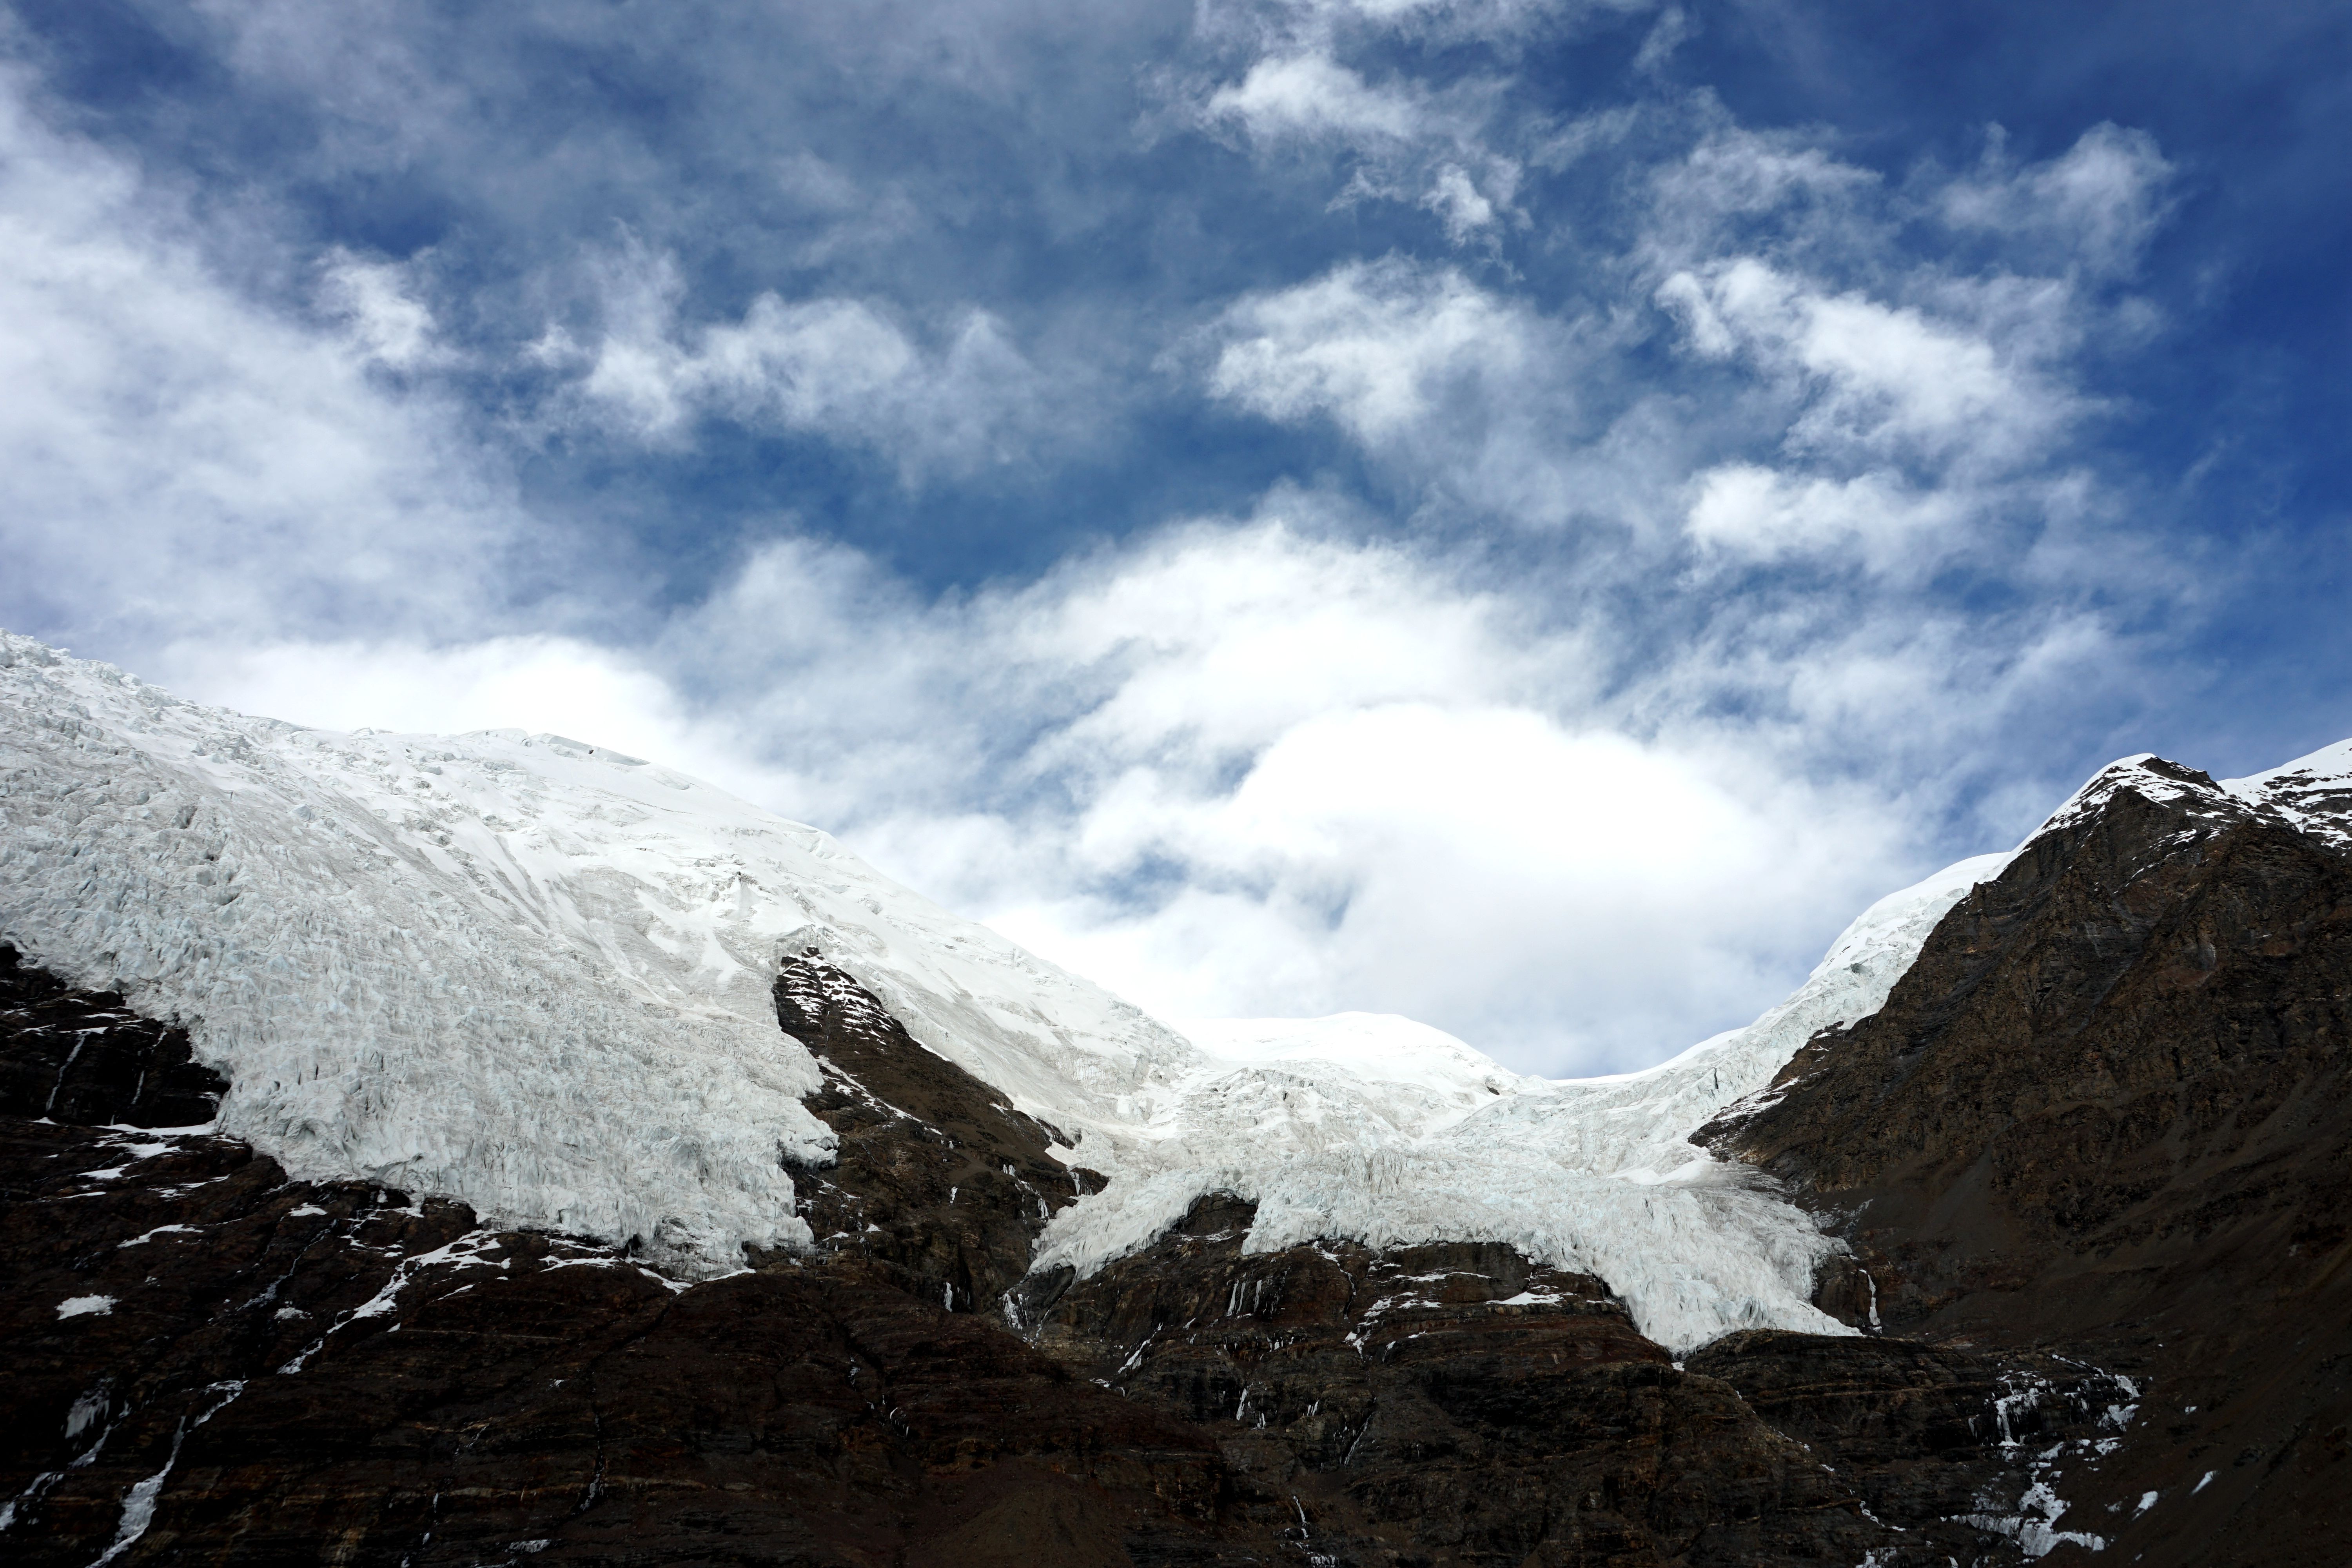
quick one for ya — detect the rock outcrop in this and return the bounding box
[1714,756,2352,1565]
[770,953,1101,1312]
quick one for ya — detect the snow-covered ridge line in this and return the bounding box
[2222,737,2352,856]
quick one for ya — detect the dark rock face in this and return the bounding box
[0,944,226,1126]
[1716,757,2352,1566]
[1686,1330,2142,1564]
[771,954,1100,1311]
[0,1007,1266,1566]
[1030,1193,1894,1567]
[9,752,2350,1566]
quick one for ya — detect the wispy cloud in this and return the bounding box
[533,242,1063,479]
[0,63,535,653]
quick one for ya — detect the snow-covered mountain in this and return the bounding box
[0,632,1197,1276]
[7,631,2345,1352]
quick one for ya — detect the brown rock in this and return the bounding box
[1716,757,2352,1566]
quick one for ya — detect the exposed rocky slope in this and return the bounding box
[1713,754,2352,1564]
[768,952,1106,1313]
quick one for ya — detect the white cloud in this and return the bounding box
[1646,125,1880,255]
[1631,4,1690,73]
[1204,53,1425,143]
[1201,257,1538,439]
[319,249,444,369]
[1659,257,2077,472]
[1941,123,2176,279]
[1185,31,1527,240]
[0,64,532,657]
[543,243,1058,476]
[1685,463,1967,573]
[987,699,1900,1067]
[1421,162,1504,241]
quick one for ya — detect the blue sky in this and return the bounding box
[3,0,2346,1073]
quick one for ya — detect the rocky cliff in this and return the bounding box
[1710,753,2352,1566]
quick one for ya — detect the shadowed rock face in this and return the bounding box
[0,945,225,1127]
[1028,1194,1892,1567]
[7,753,2350,1567]
[1715,757,2352,1566]
[769,954,1103,1312]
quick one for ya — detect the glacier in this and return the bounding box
[18,631,2316,1350]
[0,631,1197,1274]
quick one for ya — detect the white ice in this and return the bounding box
[1031,849,2014,1352]
[1,632,1196,1276]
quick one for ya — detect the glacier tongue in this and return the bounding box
[1030,853,2013,1354]
[1,629,2051,1349]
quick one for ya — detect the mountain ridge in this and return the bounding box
[6,631,2350,1563]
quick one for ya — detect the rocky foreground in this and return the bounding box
[4,752,2348,1566]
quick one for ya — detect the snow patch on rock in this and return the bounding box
[2224,737,2352,855]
